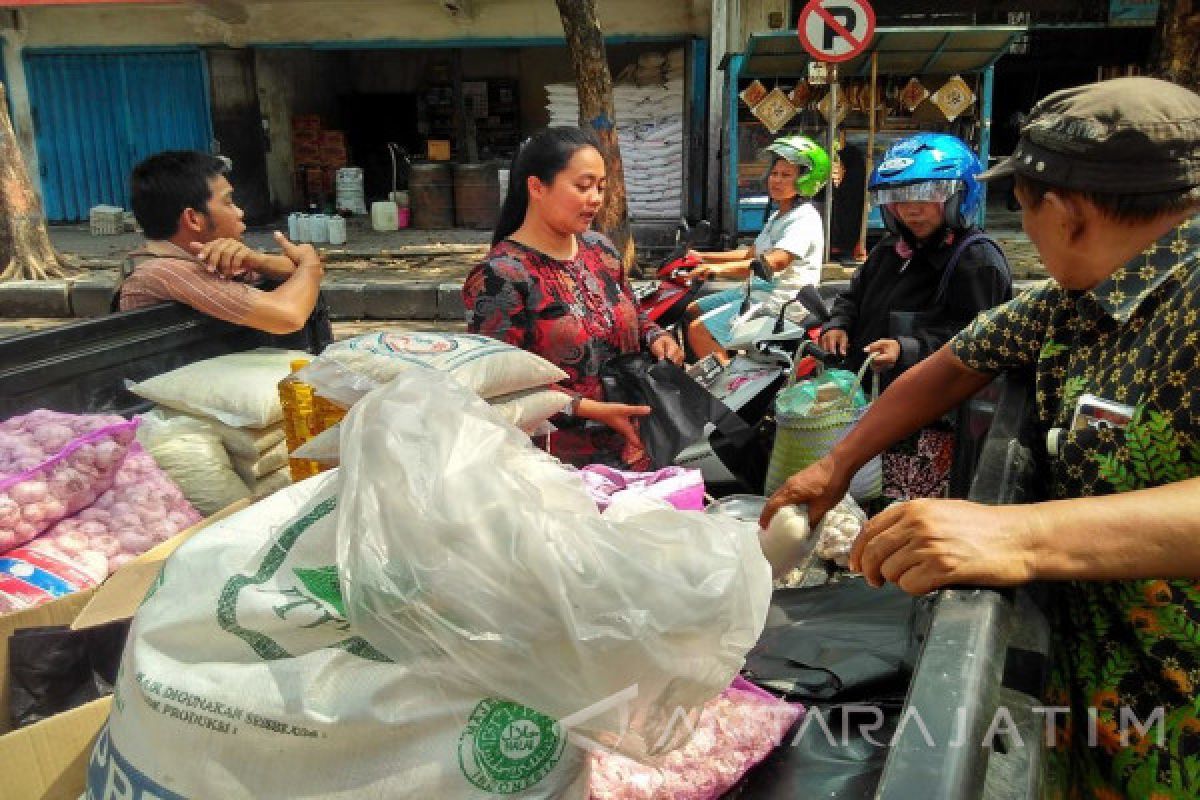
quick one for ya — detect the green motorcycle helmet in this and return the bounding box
[763,134,832,198]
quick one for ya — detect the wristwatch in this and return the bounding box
[564,394,583,418]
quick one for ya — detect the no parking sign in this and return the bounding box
[797,0,876,63]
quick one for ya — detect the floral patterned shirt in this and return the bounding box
[950,215,1200,798]
[463,231,664,468]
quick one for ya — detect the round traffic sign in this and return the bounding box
[797,0,876,63]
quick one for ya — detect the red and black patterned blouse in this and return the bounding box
[463,231,665,468]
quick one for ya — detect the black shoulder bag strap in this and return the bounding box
[933,232,1010,306]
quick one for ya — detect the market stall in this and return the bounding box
[720,25,1025,251]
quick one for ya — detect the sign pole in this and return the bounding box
[824,64,837,266]
[855,51,878,262]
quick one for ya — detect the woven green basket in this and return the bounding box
[764,354,883,499]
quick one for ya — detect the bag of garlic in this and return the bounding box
[0,410,139,554]
[588,677,801,800]
[89,369,771,799]
[1,443,202,613]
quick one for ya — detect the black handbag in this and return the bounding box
[599,352,755,469]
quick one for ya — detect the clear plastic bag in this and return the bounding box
[336,369,773,761]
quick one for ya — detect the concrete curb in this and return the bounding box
[0,280,72,317]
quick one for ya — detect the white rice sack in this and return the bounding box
[231,439,289,484]
[298,332,567,408]
[251,465,292,499]
[157,407,285,459]
[136,410,250,517]
[292,386,572,466]
[128,348,308,429]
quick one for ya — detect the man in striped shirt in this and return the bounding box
[119,151,324,334]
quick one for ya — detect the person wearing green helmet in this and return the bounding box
[683,134,832,364]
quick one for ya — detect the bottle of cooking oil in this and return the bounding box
[313,394,348,434]
[278,359,321,481]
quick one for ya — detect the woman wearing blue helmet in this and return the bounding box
[820,132,1013,500]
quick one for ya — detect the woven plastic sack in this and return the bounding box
[0,411,139,554]
[127,349,308,429]
[765,356,882,502]
[589,676,802,799]
[89,370,771,799]
[293,385,572,466]
[136,410,251,516]
[156,407,285,460]
[298,332,568,408]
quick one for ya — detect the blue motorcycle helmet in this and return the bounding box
[868,133,983,235]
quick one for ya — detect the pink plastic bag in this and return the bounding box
[589,677,802,800]
[579,465,706,512]
[0,410,139,554]
[0,443,202,613]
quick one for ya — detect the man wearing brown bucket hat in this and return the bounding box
[762,76,1200,796]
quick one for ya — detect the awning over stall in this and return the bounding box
[720,25,1026,239]
[734,26,1025,78]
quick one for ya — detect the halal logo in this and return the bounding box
[459,699,565,794]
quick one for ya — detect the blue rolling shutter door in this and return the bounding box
[25,50,212,222]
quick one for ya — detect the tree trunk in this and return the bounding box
[1151,0,1200,92]
[0,83,67,282]
[555,0,638,276]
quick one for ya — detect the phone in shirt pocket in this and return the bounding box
[1070,394,1136,433]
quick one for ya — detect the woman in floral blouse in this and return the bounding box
[463,127,684,469]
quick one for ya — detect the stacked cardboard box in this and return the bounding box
[291,115,353,207]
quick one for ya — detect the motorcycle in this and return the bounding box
[678,280,835,496]
[633,219,711,332]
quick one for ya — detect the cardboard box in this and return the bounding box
[292,128,320,147]
[0,499,253,800]
[291,114,322,133]
[427,139,451,161]
[319,130,346,149]
[319,147,349,168]
[293,142,322,165]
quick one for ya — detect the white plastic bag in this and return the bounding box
[338,369,772,760]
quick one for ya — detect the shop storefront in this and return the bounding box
[255,38,707,229]
[719,25,1024,250]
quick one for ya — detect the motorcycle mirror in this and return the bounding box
[689,220,712,244]
[794,285,831,323]
[674,218,689,246]
[750,257,773,282]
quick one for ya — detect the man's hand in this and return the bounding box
[760,456,850,530]
[820,328,850,356]
[190,238,263,278]
[275,231,321,268]
[849,499,1039,595]
[649,335,685,365]
[864,339,901,371]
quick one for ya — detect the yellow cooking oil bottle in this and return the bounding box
[278,359,322,481]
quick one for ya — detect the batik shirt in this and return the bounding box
[950,215,1200,798]
[463,231,665,468]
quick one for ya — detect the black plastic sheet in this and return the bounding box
[743,580,929,703]
[8,619,129,729]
